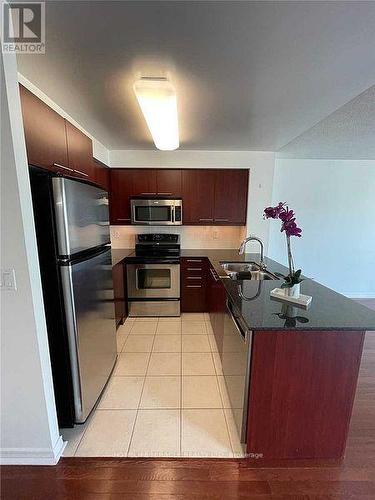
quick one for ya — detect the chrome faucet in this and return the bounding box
[238,235,266,269]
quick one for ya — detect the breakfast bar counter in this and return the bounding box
[114,247,375,463]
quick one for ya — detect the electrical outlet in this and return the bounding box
[213,229,219,240]
[0,269,17,291]
[113,231,120,239]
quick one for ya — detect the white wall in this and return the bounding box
[269,158,375,298]
[1,51,64,464]
[110,150,275,251]
[18,74,110,165]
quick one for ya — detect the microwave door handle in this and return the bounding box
[171,205,175,223]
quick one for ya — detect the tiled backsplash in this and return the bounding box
[110,225,247,249]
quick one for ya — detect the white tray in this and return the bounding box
[270,288,312,309]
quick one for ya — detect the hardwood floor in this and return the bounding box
[2,331,375,499]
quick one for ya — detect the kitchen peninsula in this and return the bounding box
[113,248,375,463]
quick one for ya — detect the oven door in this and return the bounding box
[127,263,180,299]
[131,199,175,225]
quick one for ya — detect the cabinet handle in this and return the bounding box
[187,268,202,271]
[187,285,202,288]
[53,163,73,172]
[140,192,157,195]
[186,259,202,263]
[117,218,131,221]
[158,192,172,195]
[74,169,89,177]
[199,218,213,222]
[187,276,202,280]
[210,268,219,282]
[215,218,229,222]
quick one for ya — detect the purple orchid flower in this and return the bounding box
[263,202,303,286]
[263,202,285,219]
[263,203,302,238]
[282,219,302,238]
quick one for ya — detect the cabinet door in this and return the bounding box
[112,262,126,328]
[182,170,215,224]
[156,169,182,197]
[19,84,69,172]
[65,121,95,181]
[132,169,157,196]
[214,169,249,225]
[109,169,134,224]
[93,159,110,191]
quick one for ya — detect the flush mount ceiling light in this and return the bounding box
[133,77,179,151]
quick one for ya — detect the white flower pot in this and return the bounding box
[284,283,300,299]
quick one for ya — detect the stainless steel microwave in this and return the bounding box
[130,198,182,225]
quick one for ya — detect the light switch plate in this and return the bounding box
[0,269,17,291]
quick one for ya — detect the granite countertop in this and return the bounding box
[113,247,375,332]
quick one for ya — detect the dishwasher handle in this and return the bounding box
[226,300,248,342]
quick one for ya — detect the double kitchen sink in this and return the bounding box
[220,262,279,281]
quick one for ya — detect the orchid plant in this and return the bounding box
[264,202,303,289]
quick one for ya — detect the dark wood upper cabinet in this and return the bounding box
[19,84,98,183]
[108,167,249,225]
[19,84,69,172]
[65,121,95,180]
[93,159,110,191]
[156,169,182,197]
[132,169,157,196]
[214,169,249,224]
[109,169,134,224]
[182,169,215,224]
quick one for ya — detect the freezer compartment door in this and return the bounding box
[60,248,117,423]
[53,177,110,257]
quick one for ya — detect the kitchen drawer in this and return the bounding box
[181,257,207,268]
[181,284,207,313]
[181,258,207,276]
[182,267,206,277]
[183,275,206,285]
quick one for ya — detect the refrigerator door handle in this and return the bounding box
[60,265,84,419]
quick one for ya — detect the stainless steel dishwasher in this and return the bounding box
[222,299,252,444]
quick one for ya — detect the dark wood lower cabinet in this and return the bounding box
[112,262,127,328]
[246,330,365,461]
[181,258,207,312]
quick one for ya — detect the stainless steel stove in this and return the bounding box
[127,234,181,317]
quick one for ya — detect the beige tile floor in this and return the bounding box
[61,313,244,458]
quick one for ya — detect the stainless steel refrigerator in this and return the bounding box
[30,168,117,426]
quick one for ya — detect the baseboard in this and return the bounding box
[0,435,66,465]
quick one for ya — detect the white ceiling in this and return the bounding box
[17,1,375,151]
[278,85,375,159]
